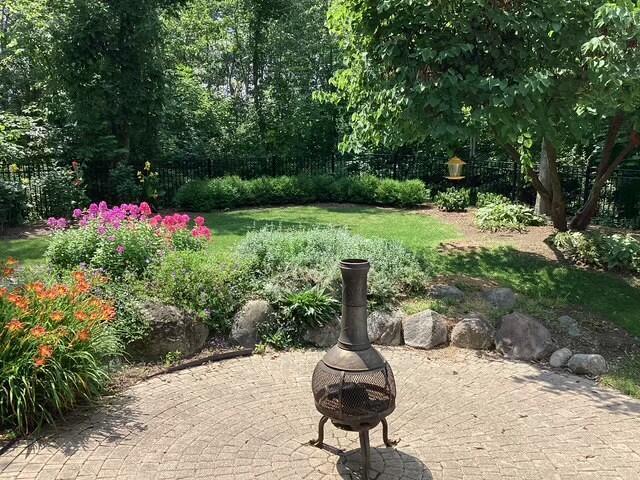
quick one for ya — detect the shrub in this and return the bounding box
[476,192,510,208]
[45,202,212,278]
[108,162,142,204]
[475,202,545,232]
[0,180,27,230]
[175,175,429,211]
[174,179,215,211]
[96,273,150,347]
[0,262,121,433]
[148,251,252,333]
[553,231,640,274]
[29,165,88,219]
[259,286,339,349]
[395,179,430,207]
[435,187,471,212]
[235,227,427,306]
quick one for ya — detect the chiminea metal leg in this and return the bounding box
[310,416,329,447]
[381,418,399,447]
[359,430,371,480]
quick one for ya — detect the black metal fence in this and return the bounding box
[3,153,640,227]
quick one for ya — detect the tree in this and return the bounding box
[47,0,181,171]
[326,0,640,230]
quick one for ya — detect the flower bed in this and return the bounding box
[1,259,121,433]
[45,202,212,277]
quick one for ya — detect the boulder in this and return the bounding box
[451,318,494,350]
[430,284,464,302]
[402,310,448,350]
[130,302,209,360]
[557,315,581,337]
[231,300,272,348]
[304,317,340,348]
[495,312,553,361]
[568,354,608,376]
[367,310,404,346]
[485,287,516,310]
[550,348,573,368]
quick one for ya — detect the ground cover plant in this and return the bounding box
[236,226,428,307]
[0,260,121,433]
[553,231,640,275]
[476,202,545,232]
[45,202,212,277]
[175,175,430,211]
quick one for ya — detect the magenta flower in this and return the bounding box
[195,216,205,226]
[139,202,152,216]
[72,208,83,219]
[116,245,126,255]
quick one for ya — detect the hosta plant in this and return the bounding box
[0,260,121,433]
[475,202,545,232]
[435,188,470,212]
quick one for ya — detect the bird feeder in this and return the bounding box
[446,156,466,180]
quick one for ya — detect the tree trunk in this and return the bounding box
[507,140,567,231]
[569,114,639,230]
[534,139,552,216]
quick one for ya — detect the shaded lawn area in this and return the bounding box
[1,205,638,336]
[0,237,50,265]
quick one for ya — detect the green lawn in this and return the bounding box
[0,237,50,265]
[1,205,639,337]
[199,205,460,255]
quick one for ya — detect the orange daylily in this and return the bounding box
[51,311,64,322]
[74,311,89,322]
[38,344,54,359]
[76,329,91,342]
[5,319,25,333]
[30,326,47,338]
[34,357,47,368]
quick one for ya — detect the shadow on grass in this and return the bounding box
[422,245,640,337]
[0,238,49,263]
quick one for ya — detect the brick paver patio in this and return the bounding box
[2,348,640,479]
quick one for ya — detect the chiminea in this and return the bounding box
[310,259,397,479]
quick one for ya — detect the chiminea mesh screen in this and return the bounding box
[312,361,396,424]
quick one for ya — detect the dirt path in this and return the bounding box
[414,207,560,259]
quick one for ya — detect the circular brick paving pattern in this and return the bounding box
[2,348,640,479]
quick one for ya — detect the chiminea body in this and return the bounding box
[310,260,397,479]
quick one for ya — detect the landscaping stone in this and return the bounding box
[550,348,573,368]
[304,317,340,348]
[130,302,209,360]
[367,310,404,346]
[495,312,553,361]
[451,317,494,350]
[231,300,272,348]
[557,315,581,337]
[430,284,464,302]
[568,354,608,376]
[485,287,517,309]
[402,310,448,349]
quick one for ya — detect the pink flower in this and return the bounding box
[140,202,152,216]
[150,215,162,227]
[72,208,83,219]
[116,245,125,255]
[97,225,106,235]
[192,226,212,240]
[195,216,205,226]
[88,203,99,216]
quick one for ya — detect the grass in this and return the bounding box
[602,355,640,399]
[0,238,50,265]
[198,205,460,256]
